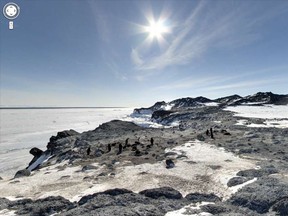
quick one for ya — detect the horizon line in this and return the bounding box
[0,106,129,110]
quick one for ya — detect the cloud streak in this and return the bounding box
[131,1,283,73]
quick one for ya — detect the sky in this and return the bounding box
[0,0,288,107]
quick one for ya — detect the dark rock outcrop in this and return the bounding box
[47,129,79,153]
[165,159,175,169]
[236,166,278,178]
[152,110,174,121]
[185,193,221,203]
[201,204,228,214]
[227,177,253,187]
[9,196,74,216]
[139,187,183,199]
[229,177,288,214]
[27,147,44,167]
[0,198,11,210]
[271,197,288,216]
[133,101,166,114]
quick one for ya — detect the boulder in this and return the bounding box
[82,165,98,172]
[14,169,31,178]
[201,204,228,214]
[272,197,288,216]
[78,188,133,205]
[165,159,175,169]
[236,166,278,178]
[229,177,288,214]
[139,187,182,199]
[10,196,74,216]
[29,147,43,157]
[196,134,205,141]
[227,177,253,187]
[0,198,11,210]
[185,193,221,203]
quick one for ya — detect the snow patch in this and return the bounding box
[0,209,16,216]
[203,102,219,107]
[224,105,288,119]
[165,202,214,216]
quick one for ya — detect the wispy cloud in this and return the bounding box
[152,66,288,93]
[131,1,285,72]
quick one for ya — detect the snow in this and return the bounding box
[0,108,133,177]
[225,105,288,128]
[165,202,214,216]
[0,209,16,216]
[203,102,219,107]
[236,119,288,128]
[161,104,174,111]
[27,152,51,172]
[123,113,165,128]
[0,140,257,204]
[124,113,179,128]
[224,105,288,119]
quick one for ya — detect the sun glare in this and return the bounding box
[145,20,169,39]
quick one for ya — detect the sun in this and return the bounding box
[144,20,169,40]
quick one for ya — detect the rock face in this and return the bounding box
[47,129,80,153]
[7,196,74,216]
[134,101,166,114]
[1,188,189,216]
[151,110,174,121]
[231,92,288,106]
[227,177,253,187]
[228,177,288,214]
[134,92,288,117]
[139,187,183,199]
[185,192,221,203]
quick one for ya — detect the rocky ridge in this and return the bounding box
[1,92,288,215]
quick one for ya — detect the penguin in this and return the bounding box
[107,144,111,153]
[117,143,123,155]
[210,128,214,139]
[150,137,154,146]
[87,146,91,156]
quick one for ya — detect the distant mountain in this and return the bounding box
[214,94,242,106]
[133,92,288,114]
[230,92,288,106]
[169,96,212,108]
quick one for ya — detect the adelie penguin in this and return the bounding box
[150,137,154,146]
[87,146,91,156]
[210,128,214,139]
[124,138,129,149]
[117,143,123,155]
[107,144,111,153]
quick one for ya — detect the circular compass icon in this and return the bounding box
[3,2,20,20]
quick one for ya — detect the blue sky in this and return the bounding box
[0,0,287,107]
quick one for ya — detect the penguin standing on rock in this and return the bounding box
[210,128,214,139]
[150,138,154,146]
[87,146,91,155]
[124,138,129,149]
[117,144,123,155]
[107,144,111,153]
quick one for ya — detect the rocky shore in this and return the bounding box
[1,92,288,216]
